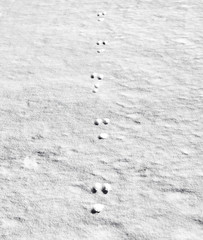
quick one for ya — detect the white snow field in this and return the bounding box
[0,0,202,239]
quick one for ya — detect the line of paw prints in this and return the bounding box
[90,11,111,214]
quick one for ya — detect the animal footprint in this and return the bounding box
[91,182,102,193]
[92,88,98,93]
[98,133,109,139]
[91,73,98,79]
[102,183,112,194]
[91,204,104,214]
[97,49,105,53]
[103,118,110,125]
[93,83,100,92]
[94,83,100,88]
[94,119,102,125]
[97,18,104,22]
[97,74,104,80]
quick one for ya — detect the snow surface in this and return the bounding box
[0,0,203,239]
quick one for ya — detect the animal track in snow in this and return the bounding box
[97,12,106,17]
[91,182,102,193]
[103,118,110,125]
[102,183,112,194]
[94,118,110,125]
[91,73,98,79]
[97,74,104,80]
[98,133,109,139]
[94,83,100,88]
[90,73,104,80]
[97,49,105,53]
[90,9,110,216]
[92,88,98,93]
[94,119,102,125]
[97,40,108,46]
[97,18,104,22]
[91,204,104,214]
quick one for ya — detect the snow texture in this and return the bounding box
[0,0,203,239]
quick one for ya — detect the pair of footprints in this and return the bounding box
[91,183,111,214]
[94,118,110,125]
